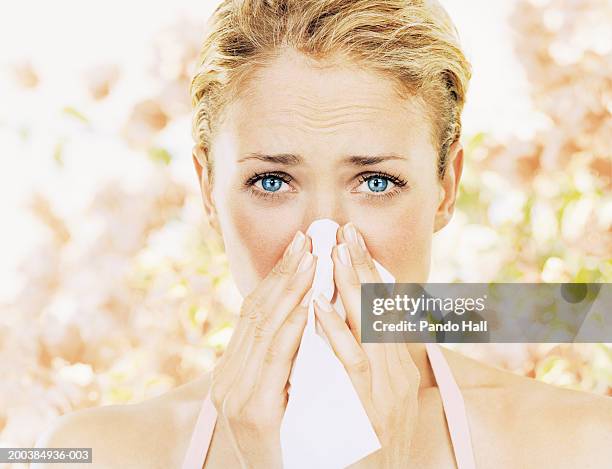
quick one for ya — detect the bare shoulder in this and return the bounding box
[33,372,212,469]
[508,375,612,468]
[441,346,612,468]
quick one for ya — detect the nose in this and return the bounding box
[302,193,349,235]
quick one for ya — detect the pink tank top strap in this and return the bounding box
[182,345,476,469]
[181,389,217,469]
[425,343,477,469]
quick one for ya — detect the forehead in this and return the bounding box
[217,49,434,159]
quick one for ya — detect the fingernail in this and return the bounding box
[338,243,351,266]
[314,293,333,312]
[296,251,314,272]
[344,223,358,245]
[300,288,314,307]
[357,232,367,251]
[291,231,306,254]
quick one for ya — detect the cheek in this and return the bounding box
[354,191,437,280]
[225,193,298,281]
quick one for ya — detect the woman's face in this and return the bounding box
[195,49,462,297]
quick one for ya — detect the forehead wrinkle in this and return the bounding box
[286,91,390,116]
[278,115,378,134]
[271,101,393,133]
[236,72,404,131]
[283,104,383,123]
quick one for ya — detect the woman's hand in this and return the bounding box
[210,230,317,469]
[313,222,421,469]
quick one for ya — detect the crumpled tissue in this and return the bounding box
[280,218,396,469]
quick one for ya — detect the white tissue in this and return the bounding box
[280,218,396,469]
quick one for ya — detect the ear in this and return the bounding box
[192,144,222,235]
[433,140,464,233]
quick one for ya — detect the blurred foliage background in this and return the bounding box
[0,0,610,459]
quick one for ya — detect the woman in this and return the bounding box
[35,0,612,467]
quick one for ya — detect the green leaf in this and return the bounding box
[52,141,64,167]
[62,106,89,124]
[148,147,172,165]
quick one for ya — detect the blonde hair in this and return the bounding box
[190,0,471,183]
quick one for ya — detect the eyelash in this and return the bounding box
[243,171,293,201]
[243,170,409,201]
[356,172,408,201]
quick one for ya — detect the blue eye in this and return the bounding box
[355,172,409,200]
[367,177,388,193]
[261,176,283,192]
[244,171,293,200]
[244,170,408,202]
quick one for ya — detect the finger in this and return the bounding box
[251,294,312,407]
[333,229,388,396]
[332,242,386,364]
[229,231,311,357]
[331,243,362,339]
[335,222,384,337]
[214,232,313,401]
[313,293,372,404]
[216,232,299,375]
[219,249,314,405]
[388,344,421,419]
[385,343,414,395]
[231,251,317,404]
[395,343,420,380]
[340,222,382,284]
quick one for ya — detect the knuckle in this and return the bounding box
[239,305,249,319]
[253,318,272,341]
[348,272,362,288]
[272,260,291,277]
[239,405,258,427]
[241,293,259,316]
[242,294,255,310]
[244,298,265,323]
[264,345,279,364]
[348,356,371,375]
[287,307,307,326]
[284,278,299,293]
[351,252,370,267]
[248,307,264,324]
[240,403,275,431]
[240,300,254,319]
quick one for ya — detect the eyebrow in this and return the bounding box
[238,152,408,166]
